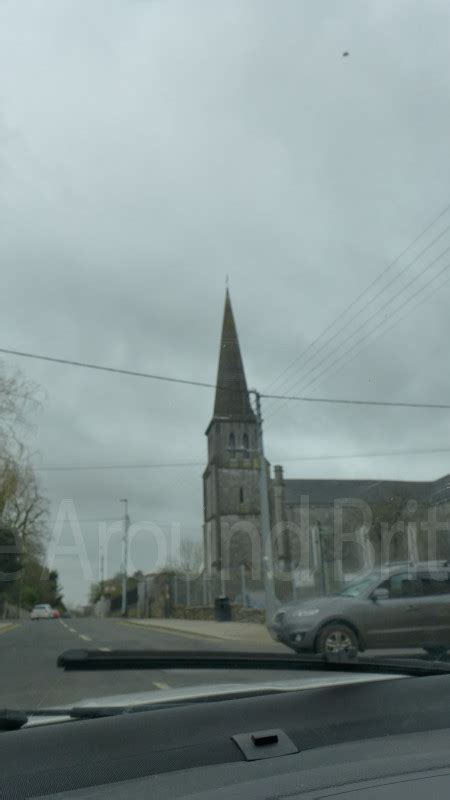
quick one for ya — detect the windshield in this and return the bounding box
[339,574,381,598]
[1,0,450,713]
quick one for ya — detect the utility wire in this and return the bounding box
[265,221,450,408]
[265,242,450,417]
[281,446,450,462]
[36,445,450,472]
[2,347,450,415]
[299,267,450,400]
[0,348,217,390]
[291,256,450,402]
[263,201,450,397]
[261,392,450,410]
[265,255,450,423]
[47,517,122,523]
[36,461,204,471]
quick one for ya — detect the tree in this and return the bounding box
[0,362,49,610]
[179,538,203,575]
[0,525,23,583]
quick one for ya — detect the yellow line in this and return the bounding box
[0,624,19,635]
[114,619,225,641]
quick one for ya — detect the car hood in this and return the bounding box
[274,594,353,618]
[24,672,404,728]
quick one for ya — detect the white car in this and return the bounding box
[30,604,53,620]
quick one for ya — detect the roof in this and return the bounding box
[212,290,255,421]
[283,478,444,506]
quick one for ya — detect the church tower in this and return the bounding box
[203,291,261,597]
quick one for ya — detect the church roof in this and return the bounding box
[283,477,447,506]
[213,290,256,420]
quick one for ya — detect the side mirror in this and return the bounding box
[371,588,389,602]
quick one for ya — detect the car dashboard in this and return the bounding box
[3,672,450,798]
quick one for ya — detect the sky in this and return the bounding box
[2,0,450,606]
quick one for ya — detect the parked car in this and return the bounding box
[51,609,60,619]
[30,604,54,620]
[270,562,450,656]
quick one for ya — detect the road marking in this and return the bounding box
[79,634,92,642]
[114,619,225,641]
[153,681,170,690]
[0,624,19,635]
[68,627,76,633]
[98,647,111,652]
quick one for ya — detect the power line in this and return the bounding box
[281,446,450,462]
[264,256,450,423]
[265,221,450,408]
[261,392,450,410]
[47,517,122,523]
[299,266,450,400]
[36,461,204,472]
[37,445,450,472]
[294,255,450,400]
[263,201,450,398]
[3,343,450,420]
[0,348,217,390]
[265,243,450,418]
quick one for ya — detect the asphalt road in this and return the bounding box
[0,617,318,710]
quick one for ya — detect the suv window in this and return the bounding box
[418,571,450,595]
[380,572,424,598]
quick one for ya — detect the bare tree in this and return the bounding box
[179,538,204,575]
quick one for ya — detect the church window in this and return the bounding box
[239,487,244,503]
[228,432,236,451]
[242,432,249,456]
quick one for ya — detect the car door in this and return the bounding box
[413,570,450,646]
[362,571,425,649]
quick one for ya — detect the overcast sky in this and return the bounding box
[2,0,450,606]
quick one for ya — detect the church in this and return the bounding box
[203,291,450,603]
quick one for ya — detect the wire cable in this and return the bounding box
[263,202,450,396]
[265,242,450,417]
[265,220,450,407]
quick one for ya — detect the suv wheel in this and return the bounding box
[316,623,359,654]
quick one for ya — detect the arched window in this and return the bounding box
[239,487,244,503]
[242,432,249,456]
[228,432,236,451]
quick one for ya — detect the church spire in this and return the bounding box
[213,290,255,420]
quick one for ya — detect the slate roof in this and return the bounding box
[283,477,450,506]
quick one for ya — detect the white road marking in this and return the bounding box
[58,620,68,628]
[98,647,111,652]
[153,681,170,690]
[68,628,76,633]
[79,634,92,642]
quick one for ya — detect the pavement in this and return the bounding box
[0,616,299,711]
[122,617,278,646]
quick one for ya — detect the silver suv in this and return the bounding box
[270,562,450,656]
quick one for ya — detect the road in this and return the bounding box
[0,617,317,710]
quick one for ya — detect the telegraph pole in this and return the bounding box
[251,390,278,624]
[120,498,129,616]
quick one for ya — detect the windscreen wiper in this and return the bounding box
[56,648,450,676]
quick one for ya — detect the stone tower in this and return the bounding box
[203,290,261,597]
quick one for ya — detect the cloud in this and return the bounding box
[1,0,450,603]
